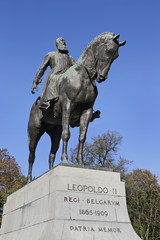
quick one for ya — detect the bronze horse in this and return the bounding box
[27,32,126,182]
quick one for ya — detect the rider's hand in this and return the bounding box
[31,82,38,94]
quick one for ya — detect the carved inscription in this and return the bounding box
[70,226,95,232]
[79,209,108,217]
[64,183,122,233]
[67,184,117,195]
[64,197,80,203]
[86,198,120,206]
[64,196,120,219]
[64,196,120,206]
[69,225,121,233]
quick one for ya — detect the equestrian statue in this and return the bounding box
[27,32,126,182]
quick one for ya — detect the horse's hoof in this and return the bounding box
[61,154,69,164]
[79,163,84,166]
[77,159,84,165]
[27,176,32,184]
[62,159,69,164]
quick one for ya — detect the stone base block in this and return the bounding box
[0,164,141,240]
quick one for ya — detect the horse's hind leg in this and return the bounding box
[47,126,62,169]
[77,108,92,164]
[61,101,71,163]
[27,126,44,183]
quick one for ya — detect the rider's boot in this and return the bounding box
[39,100,51,110]
[39,97,59,111]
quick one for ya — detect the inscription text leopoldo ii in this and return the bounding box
[67,183,117,194]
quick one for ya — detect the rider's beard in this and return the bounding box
[58,44,69,54]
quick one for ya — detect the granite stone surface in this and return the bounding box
[0,164,141,240]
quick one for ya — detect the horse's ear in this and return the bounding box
[119,40,126,46]
[113,34,120,43]
[113,34,126,47]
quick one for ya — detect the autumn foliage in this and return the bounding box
[126,169,160,240]
[0,148,27,225]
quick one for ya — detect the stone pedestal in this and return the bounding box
[0,164,141,239]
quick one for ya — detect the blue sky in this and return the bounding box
[0,0,160,180]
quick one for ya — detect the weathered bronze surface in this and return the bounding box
[27,33,126,182]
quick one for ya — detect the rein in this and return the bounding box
[84,66,97,89]
[84,66,98,97]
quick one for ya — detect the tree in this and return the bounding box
[125,169,160,240]
[0,194,6,226]
[0,148,27,226]
[69,131,132,179]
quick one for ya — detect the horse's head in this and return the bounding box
[95,34,126,83]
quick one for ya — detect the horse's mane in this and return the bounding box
[77,32,115,64]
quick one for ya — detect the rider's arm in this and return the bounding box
[33,53,51,85]
[31,53,51,94]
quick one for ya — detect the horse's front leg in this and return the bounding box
[77,108,92,164]
[61,101,71,163]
